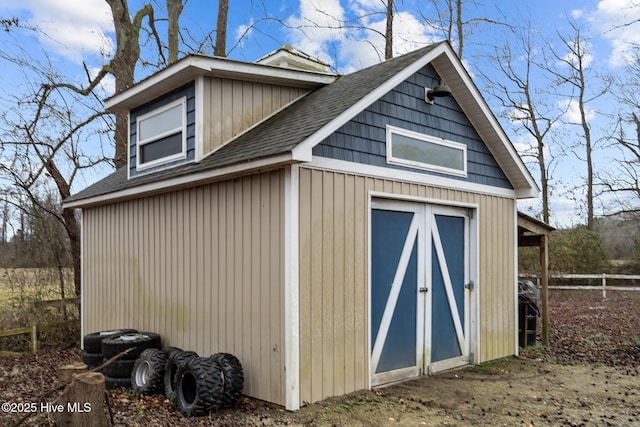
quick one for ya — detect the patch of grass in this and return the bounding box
[0,267,79,352]
[584,332,612,349]
[626,335,640,346]
[0,268,70,311]
[466,359,512,375]
[520,343,545,359]
[316,391,384,414]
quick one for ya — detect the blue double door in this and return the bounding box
[370,199,473,386]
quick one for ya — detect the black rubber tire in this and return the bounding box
[209,353,244,408]
[102,332,161,360]
[102,359,136,378]
[105,375,132,390]
[131,348,168,395]
[175,357,224,416]
[162,346,183,356]
[83,329,138,353]
[81,352,104,369]
[164,350,198,404]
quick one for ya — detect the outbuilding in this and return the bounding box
[65,41,538,410]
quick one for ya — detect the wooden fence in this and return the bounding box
[0,297,80,357]
[520,273,640,298]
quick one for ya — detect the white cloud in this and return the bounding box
[89,67,115,98]
[0,0,113,62]
[286,0,346,64]
[558,98,597,124]
[393,12,438,55]
[285,1,436,72]
[235,21,254,50]
[589,0,640,66]
[558,38,594,70]
[571,9,584,19]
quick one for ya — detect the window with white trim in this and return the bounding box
[386,125,467,176]
[136,98,186,170]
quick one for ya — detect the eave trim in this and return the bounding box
[64,153,296,209]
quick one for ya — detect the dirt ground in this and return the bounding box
[1,290,639,426]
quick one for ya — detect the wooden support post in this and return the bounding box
[540,234,549,347]
[30,324,37,354]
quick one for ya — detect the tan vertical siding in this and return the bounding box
[201,77,307,155]
[82,170,286,405]
[298,167,516,404]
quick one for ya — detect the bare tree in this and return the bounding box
[548,21,611,229]
[424,0,508,59]
[0,0,208,295]
[385,0,393,60]
[107,0,163,168]
[168,0,185,63]
[601,47,640,213]
[214,0,229,57]
[482,21,565,224]
[0,47,111,295]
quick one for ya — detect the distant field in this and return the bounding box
[0,267,75,310]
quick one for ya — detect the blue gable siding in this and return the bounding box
[313,65,512,189]
[129,82,196,177]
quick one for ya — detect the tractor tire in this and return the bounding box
[83,329,138,354]
[102,332,161,360]
[175,357,224,416]
[131,348,167,395]
[81,352,104,369]
[102,359,136,378]
[209,352,244,408]
[162,346,183,356]
[164,350,198,404]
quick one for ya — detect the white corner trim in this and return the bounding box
[284,164,300,411]
[513,207,520,357]
[308,157,518,199]
[195,76,205,162]
[366,192,373,390]
[79,209,85,349]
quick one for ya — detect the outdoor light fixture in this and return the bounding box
[425,81,452,104]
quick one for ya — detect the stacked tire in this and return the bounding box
[82,329,138,369]
[174,352,244,416]
[101,332,162,390]
[164,348,199,403]
[208,353,244,409]
[130,347,244,416]
[131,348,168,395]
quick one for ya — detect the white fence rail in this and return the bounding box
[519,273,640,298]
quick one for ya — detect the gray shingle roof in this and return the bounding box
[65,43,441,205]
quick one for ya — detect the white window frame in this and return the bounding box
[136,97,187,171]
[386,125,467,177]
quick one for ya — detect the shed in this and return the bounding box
[64,41,538,410]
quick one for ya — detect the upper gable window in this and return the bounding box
[136,98,186,171]
[386,125,467,177]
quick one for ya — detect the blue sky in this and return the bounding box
[0,0,639,227]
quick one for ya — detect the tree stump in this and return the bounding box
[56,372,107,427]
[57,362,88,385]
